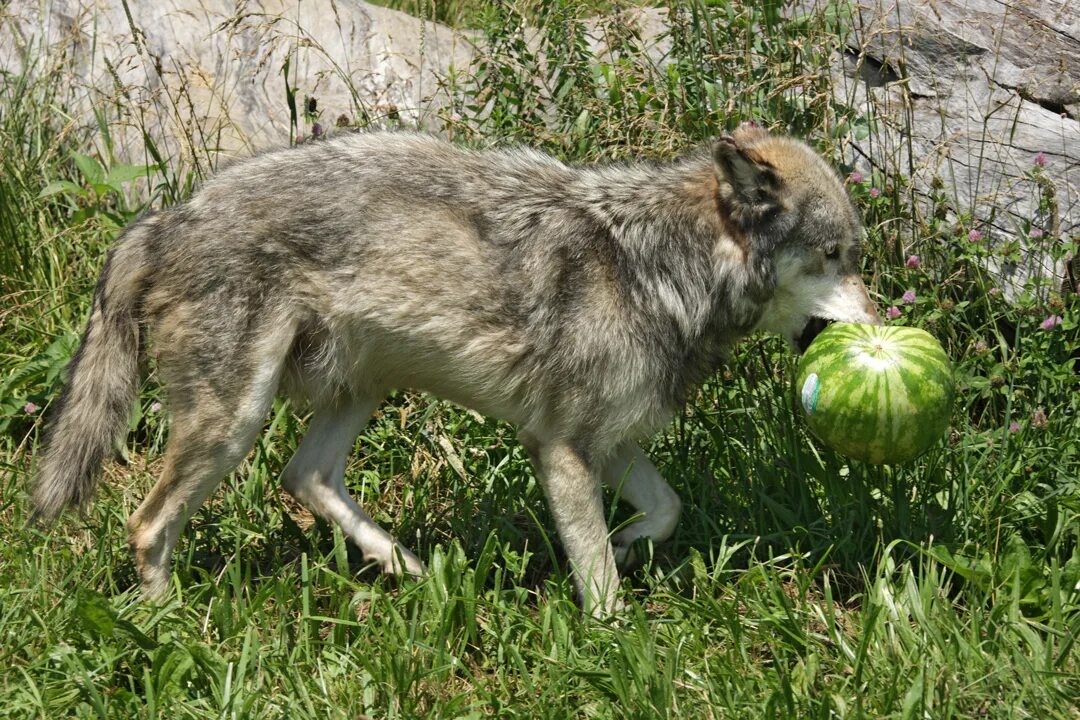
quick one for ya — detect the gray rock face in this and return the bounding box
[811,0,1078,295]
[0,0,472,164]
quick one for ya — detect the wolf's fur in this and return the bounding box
[33,126,878,614]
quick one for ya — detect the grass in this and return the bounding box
[2,0,1078,717]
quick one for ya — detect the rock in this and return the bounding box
[801,0,1079,296]
[0,0,473,165]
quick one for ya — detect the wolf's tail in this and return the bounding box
[32,219,155,521]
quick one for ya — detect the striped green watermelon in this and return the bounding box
[795,323,954,465]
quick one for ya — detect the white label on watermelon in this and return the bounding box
[801,373,820,416]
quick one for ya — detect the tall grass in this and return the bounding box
[1,1,1077,717]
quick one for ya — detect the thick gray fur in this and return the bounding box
[33,126,879,614]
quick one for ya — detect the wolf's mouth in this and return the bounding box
[796,316,831,353]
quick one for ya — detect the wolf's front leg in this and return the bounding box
[602,443,682,566]
[520,433,620,617]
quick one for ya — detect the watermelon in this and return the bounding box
[795,323,954,465]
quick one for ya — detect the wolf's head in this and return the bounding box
[712,124,880,351]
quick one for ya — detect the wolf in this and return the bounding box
[33,124,879,615]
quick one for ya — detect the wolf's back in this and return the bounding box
[32,219,154,521]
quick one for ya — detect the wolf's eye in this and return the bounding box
[825,245,840,260]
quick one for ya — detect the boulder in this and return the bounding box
[0,0,473,165]
[807,0,1079,294]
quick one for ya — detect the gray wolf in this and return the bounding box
[33,124,879,615]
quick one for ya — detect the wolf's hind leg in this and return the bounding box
[281,397,424,577]
[127,363,285,599]
[602,443,682,566]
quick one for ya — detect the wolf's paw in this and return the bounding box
[138,571,172,602]
[612,536,653,570]
[371,545,425,578]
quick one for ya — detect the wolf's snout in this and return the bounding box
[843,274,881,326]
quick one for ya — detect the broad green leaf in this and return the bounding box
[72,152,105,185]
[37,180,83,199]
[75,591,116,638]
[104,163,154,186]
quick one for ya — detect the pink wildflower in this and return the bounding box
[1034,152,1047,167]
[886,305,902,320]
[968,229,983,242]
[1040,315,1062,330]
[1029,228,1043,239]
[1008,421,1021,433]
[901,289,916,304]
[848,171,864,184]
[905,255,921,269]
[150,401,163,413]
[988,287,1001,296]
[24,402,38,414]
[869,187,880,198]
[974,339,988,353]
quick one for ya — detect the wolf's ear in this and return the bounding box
[712,135,784,226]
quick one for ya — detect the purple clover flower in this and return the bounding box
[24,402,38,414]
[974,339,988,353]
[150,401,163,413]
[905,255,921,269]
[869,187,880,198]
[1034,152,1047,167]
[848,171,864,184]
[1008,421,1021,433]
[901,289,916,304]
[886,305,902,320]
[1040,315,1062,330]
[968,229,983,242]
[1029,227,1043,239]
